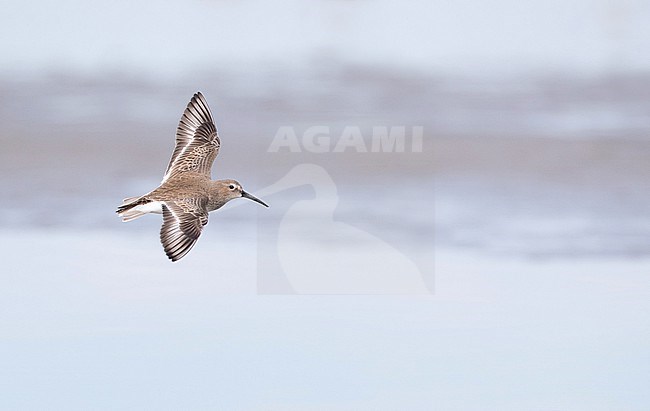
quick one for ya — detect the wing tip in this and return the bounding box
[167,252,182,262]
[164,242,195,262]
[185,91,213,122]
[192,91,206,105]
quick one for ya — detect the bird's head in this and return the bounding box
[220,179,269,207]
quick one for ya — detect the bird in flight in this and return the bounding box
[117,92,268,262]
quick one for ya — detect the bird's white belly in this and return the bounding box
[134,201,163,214]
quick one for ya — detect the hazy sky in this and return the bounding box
[1,0,650,77]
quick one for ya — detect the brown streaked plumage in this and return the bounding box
[116,92,268,262]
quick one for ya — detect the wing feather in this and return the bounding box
[162,92,220,182]
[159,199,209,262]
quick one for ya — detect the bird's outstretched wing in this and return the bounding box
[162,92,220,183]
[159,198,209,262]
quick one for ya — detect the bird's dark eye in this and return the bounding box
[229,184,235,190]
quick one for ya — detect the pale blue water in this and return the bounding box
[1,230,649,410]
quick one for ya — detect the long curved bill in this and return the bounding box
[241,191,269,207]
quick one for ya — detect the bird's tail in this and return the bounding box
[116,196,148,222]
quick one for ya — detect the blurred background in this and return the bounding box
[1,0,649,409]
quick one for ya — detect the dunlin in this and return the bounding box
[117,92,268,262]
